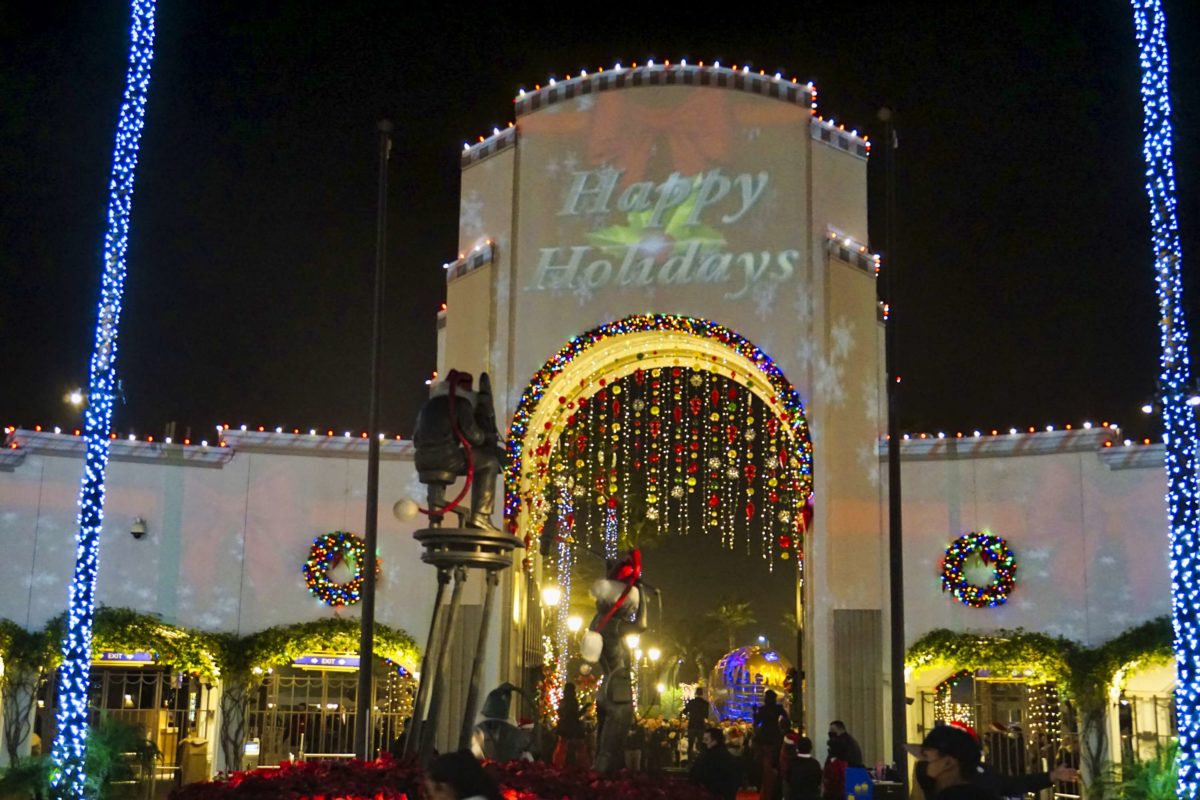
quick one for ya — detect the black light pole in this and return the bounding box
[879,106,907,785]
[355,119,393,760]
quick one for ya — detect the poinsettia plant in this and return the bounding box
[169,754,714,800]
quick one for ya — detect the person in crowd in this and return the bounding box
[754,690,790,799]
[424,750,502,800]
[683,687,712,760]
[625,718,646,771]
[783,733,823,800]
[551,683,590,768]
[826,720,864,767]
[690,726,741,800]
[912,722,1080,800]
[905,725,998,800]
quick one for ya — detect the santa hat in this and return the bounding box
[581,550,642,663]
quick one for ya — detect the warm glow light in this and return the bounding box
[624,633,640,649]
[566,615,583,633]
[541,584,562,607]
[648,647,661,662]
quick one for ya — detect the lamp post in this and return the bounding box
[354,118,392,761]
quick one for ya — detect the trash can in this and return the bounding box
[178,737,210,785]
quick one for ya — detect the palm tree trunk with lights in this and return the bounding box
[1129,2,1200,796]
[51,2,158,797]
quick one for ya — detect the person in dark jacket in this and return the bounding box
[783,734,823,800]
[826,720,865,767]
[552,683,590,768]
[690,726,741,800]
[755,690,790,799]
[905,725,998,800]
[683,688,712,759]
[913,722,1080,800]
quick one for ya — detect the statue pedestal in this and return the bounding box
[413,527,521,570]
[407,526,522,761]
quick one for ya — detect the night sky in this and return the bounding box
[3,1,1199,443]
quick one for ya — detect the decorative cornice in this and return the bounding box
[219,429,413,460]
[461,126,517,169]
[513,63,815,119]
[1099,442,1165,470]
[4,429,234,467]
[811,116,870,159]
[877,427,1127,461]
[445,241,496,282]
[825,227,880,275]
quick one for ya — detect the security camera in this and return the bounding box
[130,517,147,539]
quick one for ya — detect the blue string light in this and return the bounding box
[50,2,156,796]
[1130,2,1200,795]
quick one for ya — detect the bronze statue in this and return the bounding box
[579,549,648,772]
[412,369,502,530]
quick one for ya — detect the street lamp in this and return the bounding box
[624,633,640,649]
[566,615,583,633]
[65,389,85,408]
[647,647,661,663]
[541,584,562,607]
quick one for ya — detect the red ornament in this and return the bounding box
[708,495,720,508]
[745,500,755,519]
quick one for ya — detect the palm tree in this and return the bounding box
[706,595,757,652]
[666,625,719,685]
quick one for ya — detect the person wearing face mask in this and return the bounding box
[905,725,998,800]
[911,722,1081,800]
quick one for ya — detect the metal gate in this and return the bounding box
[1116,693,1176,764]
[243,664,415,765]
[37,666,214,797]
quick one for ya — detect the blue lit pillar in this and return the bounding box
[1129,2,1200,796]
[50,2,157,797]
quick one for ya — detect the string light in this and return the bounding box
[302,532,381,606]
[1130,2,1200,794]
[941,532,1017,608]
[52,2,157,795]
[505,315,815,533]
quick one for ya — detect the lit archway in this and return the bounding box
[505,314,814,547]
[505,316,814,711]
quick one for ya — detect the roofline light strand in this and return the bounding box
[1130,2,1200,796]
[50,2,157,796]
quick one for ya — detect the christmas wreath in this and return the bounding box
[302,532,380,607]
[940,531,1016,608]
